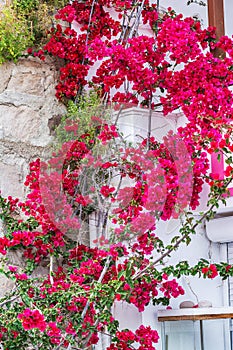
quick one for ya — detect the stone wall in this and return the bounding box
[0,57,66,199]
[0,56,66,296]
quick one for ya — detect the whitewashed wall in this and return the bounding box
[160,0,233,37]
[110,2,233,350]
[108,106,231,350]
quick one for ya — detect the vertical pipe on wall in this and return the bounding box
[207,0,227,234]
[207,0,225,40]
[220,243,231,350]
[207,3,230,348]
[207,0,225,58]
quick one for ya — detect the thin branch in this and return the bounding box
[127,0,146,41]
[120,7,137,44]
[0,295,20,307]
[114,104,124,126]
[185,277,199,303]
[85,0,96,48]
[82,317,137,350]
[81,256,111,321]
[133,180,233,280]
[49,255,54,285]
[131,1,145,39]
[147,94,153,149]
[81,319,99,348]
[66,257,112,350]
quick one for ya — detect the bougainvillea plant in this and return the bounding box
[1,1,233,349]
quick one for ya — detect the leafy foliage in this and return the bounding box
[13,0,66,44]
[54,91,107,147]
[187,0,207,6]
[0,7,33,64]
[0,0,66,64]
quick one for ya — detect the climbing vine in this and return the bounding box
[0,1,233,349]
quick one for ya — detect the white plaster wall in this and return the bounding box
[111,106,231,350]
[94,0,233,341]
[159,0,208,26]
[84,2,233,346]
[110,206,229,350]
[224,0,233,37]
[160,0,233,37]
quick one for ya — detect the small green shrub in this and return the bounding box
[55,91,107,147]
[0,7,33,64]
[13,0,40,14]
[0,0,67,64]
[12,0,66,45]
